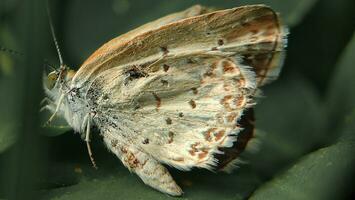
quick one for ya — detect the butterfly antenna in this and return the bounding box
[46,1,64,67]
[0,46,24,57]
[1,46,54,70]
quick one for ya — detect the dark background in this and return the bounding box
[0,0,354,199]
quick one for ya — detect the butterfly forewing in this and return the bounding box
[72,5,286,88]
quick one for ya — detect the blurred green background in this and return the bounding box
[0,0,354,199]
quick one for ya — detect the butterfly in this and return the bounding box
[43,4,287,196]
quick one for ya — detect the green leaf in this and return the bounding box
[0,78,18,153]
[0,53,14,76]
[326,33,355,133]
[249,120,355,200]
[41,125,72,137]
[237,0,318,27]
[0,122,17,154]
[266,0,318,27]
[251,77,325,175]
[0,22,18,77]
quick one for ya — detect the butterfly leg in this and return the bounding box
[40,97,55,113]
[40,97,54,106]
[39,104,54,113]
[46,92,65,124]
[102,133,183,196]
[84,114,98,169]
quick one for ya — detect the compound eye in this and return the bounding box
[46,71,58,89]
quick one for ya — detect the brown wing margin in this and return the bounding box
[214,108,255,171]
[239,9,287,87]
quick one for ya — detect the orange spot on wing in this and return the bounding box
[220,95,233,110]
[189,143,200,156]
[237,77,246,87]
[221,95,232,103]
[222,60,236,73]
[189,150,196,156]
[234,95,246,108]
[198,150,208,160]
[205,128,217,142]
[215,130,225,141]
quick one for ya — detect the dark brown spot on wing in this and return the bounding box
[142,138,149,144]
[187,58,194,64]
[189,100,196,109]
[160,46,169,55]
[217,39,224,46]
[134,104,141,110]
[178,112,184,117]
[165,117,172,125]
[125,67,147,79]
[124,67,148,85]
[126,152,141,169]
[152,92,161,109]
[168,131,174,144]
[163,64,170,72]
[251,29,259,34]
[160,79,168,86]
[191,87,198,95]
[103,94,109,100]
[203,61,218,78]
[111,139,118,147]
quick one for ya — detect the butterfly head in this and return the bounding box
[44,65,76,90]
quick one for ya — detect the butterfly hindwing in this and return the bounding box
[88,54,257,171]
